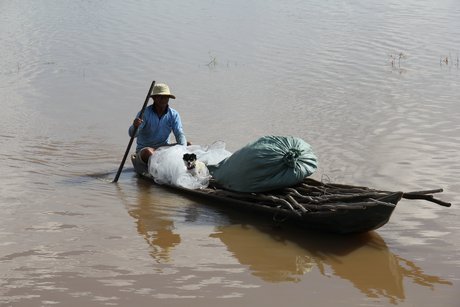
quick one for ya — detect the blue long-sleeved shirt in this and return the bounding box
[128,105,186,152]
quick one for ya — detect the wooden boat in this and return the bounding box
[131,154,450,234]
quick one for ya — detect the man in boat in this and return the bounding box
[129,83,187,167]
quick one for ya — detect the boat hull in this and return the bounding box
[130,154,401,234]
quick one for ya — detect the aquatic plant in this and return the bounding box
[389,52,406,68]
[439,52,459,68]
[206,52,217,68]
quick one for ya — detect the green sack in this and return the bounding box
[210,136,318,192]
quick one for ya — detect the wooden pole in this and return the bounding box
[113,80,155,183]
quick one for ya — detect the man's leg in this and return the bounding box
[140,147,155,164]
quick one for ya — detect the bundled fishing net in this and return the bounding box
[148,141,232,189]
[186,141,232,166]
[210,136,318,193]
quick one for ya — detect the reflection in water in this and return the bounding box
[211,223,452,304]
[117,179,181,264]
[118,178,452,304]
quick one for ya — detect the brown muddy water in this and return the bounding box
[1,0,459,306]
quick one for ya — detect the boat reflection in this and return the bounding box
[119,179,451,303]
[211,222,452,304]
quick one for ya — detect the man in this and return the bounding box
[129,83,187,165]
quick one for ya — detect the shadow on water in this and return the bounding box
[115,175,452,305]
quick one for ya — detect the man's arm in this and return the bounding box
[172,113,187,145]
[128,111,143,137]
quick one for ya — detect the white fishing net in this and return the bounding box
[148,141,232,189]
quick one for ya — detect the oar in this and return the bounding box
[113,80,155,183]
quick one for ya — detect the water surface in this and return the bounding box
[1,0,459,306]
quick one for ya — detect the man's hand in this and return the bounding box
[133,118,143,128]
